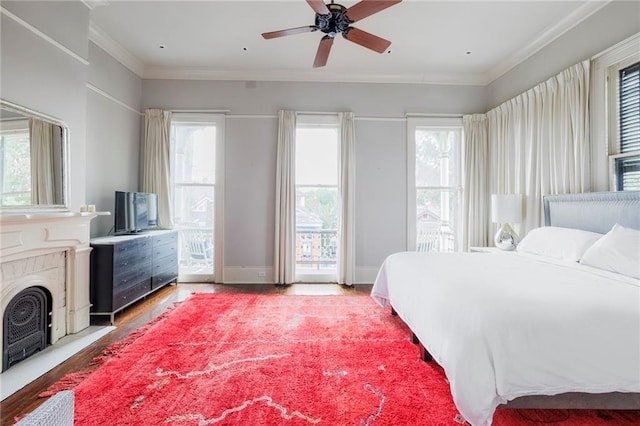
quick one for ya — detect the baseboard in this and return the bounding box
[221,266,379,285]
[223,267,273,284]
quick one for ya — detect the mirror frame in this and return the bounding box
[0,99,70,214]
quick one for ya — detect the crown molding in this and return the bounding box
[142,66,486,86]
[484,0,611,85]
[1,6,89,65]
[89,21,145,77]
[81,1,109,10]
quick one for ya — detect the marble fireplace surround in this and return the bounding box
[0,212,103,354]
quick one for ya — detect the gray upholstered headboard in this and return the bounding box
[543,191,640,234]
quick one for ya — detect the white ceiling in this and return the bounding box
[87,0,610,85]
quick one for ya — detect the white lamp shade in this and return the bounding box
[491,194,523,224]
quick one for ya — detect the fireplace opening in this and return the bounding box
[2,287,51,372]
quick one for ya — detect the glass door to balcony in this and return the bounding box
[295,120,339,282]
[171,114,224,282]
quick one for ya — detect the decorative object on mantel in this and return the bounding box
[491,194,523,251]
[262,0,402,67]
[37,294,640,425]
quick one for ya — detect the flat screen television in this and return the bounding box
[114,191,158,235]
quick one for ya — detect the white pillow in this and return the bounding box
[580,224,640,279]
[516,226,603,262]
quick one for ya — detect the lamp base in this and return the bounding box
[494,223,520,251]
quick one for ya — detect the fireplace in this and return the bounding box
[0,212,100,371]
[3,287,50,371]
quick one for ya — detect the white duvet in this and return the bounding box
[371,251,640,426]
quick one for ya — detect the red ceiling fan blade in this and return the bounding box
[306,0,330,15]
[313,36,334,68]
[345,0,402,23]
[343,27,391,53]
[262,25,317,39]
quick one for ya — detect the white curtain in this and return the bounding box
[338,112,356,285]
[141,109,173,229]
[487,60,591,235]
[29,118,54,204]
[462,114,490,250]
[273,110,297,285]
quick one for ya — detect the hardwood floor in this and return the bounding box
[0,283,372,425]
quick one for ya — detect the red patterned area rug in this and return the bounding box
[43,294,638,425]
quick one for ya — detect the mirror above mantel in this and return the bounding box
[0,99,69,214]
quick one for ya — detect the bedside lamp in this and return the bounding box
[491,194,523,251]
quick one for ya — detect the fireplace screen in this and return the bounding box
[2,287,49,372]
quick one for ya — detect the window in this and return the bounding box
[295,115,339,282]
[407,117,463,252]
[170,114,224,282]
[0,120,30,205]
[613,61,640,190]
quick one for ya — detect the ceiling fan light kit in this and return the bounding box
[262,0,402,68]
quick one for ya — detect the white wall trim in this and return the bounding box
[86,83,143,116]
[142,66,487,86]
[223,267,273,284]
[217,266,379,285]
[226,114,405,122]
[484,0,611,85]
[89,22,145,77]
[81,1,109,10]
[1,6,89,66]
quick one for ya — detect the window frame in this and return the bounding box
[406,116,464,252]
[590,33,640,191]
[294,113,340,283]
[608,57,640,190]
[170,113,225,282]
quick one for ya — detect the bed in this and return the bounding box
[371,191,640,426]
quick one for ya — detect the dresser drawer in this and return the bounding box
[112,279,151,310]
[112,238,151,263]
[153,231,178,247]
[113,263,152,290]
[152,270,177,289]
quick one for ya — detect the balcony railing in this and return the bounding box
[296,229,337,270]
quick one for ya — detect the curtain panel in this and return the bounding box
[273,110,297,285]
[29,118,55,205]
[338,112,356,285]
[462,114,490,250]
[484,60,591,237]
[141,109,173,229]
[463,60,590,245]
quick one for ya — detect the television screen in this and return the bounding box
[114,191,159,234]
[114,191,134,234]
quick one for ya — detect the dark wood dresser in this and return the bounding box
[90,230,178,323]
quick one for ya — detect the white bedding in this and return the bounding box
[371,251,640,426]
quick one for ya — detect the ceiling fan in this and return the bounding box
[262,0,402,68]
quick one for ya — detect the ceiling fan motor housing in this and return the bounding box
[315,3,351,38]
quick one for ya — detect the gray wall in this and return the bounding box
[488,1,640,109]
[86,42,143,237]
[0,1,90,211]
[143,80,485,280]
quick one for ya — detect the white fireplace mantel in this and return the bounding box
[1,212,107,342]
